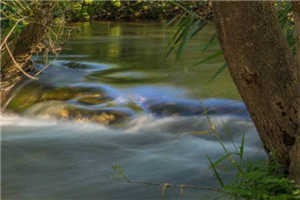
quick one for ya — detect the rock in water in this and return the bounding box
[145,98,249,118]
[145,100,205,117]
[77,95,113,105]
[24,101,131,125]
[7,82,110,112]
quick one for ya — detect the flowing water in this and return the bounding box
[2,22,265,200]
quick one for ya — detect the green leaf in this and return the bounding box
[202,33,216,52]
[176,18,200,60]
[239,132,246,161]
[207,155,224,187]
[209,152,233,168]
[190,20,207,39]
[169,1,199,18]
[209,63,227,81]
[166,15,191,57]
[167,15,178,27]
[193,50,223,66]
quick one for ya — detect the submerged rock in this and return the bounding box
[145,98,249,118]
[147,101,204,116]
[62,61,108,71]
[125,101,144,112]
[25,101,131,125]
[7,82,109,112]
[64,62,91,69]
[77,94,113,105]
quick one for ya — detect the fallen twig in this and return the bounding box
[126,179,221,193]
[34,63,50,76]
[112,164,221,200]
[5,42,38,80]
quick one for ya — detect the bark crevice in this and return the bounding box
[213,1,300,183]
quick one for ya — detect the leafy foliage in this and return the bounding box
[223,161,300,200]
[1,1,70,47]
[1,0,31,40]
[208,131,300,200]
[168,2,296,79]
[63,1,91,22]
[58,1,207,22]
[0,0,75,65]
[276,2,296,54]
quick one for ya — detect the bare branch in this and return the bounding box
[0,18,24,50]
[126,179,221,193]
[5,42,38,80]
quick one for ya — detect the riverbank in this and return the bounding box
[64,1,213,23]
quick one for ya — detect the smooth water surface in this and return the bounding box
[41,22,240,99]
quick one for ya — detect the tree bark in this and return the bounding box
[0,2,55,111]
[213,2,300,183]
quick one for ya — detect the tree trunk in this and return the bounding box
[0,2,55,111]
[213,2,300,183]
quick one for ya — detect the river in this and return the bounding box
[2,22,265,200]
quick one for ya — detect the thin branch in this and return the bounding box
[34,63,50,76]
[0,8,19,21]
[1,79,32,111]
[0,0,8,6]
[0,18,24,50]
[113,165,222,196]
[126,179,222,193]
[5,42,38,80]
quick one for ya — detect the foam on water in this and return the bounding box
[0,114,59,127]
[2,113,265,200]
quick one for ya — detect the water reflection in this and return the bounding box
[62,22,239,99]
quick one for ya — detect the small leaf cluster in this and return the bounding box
[224,161,300,200]
[168,1,296,80]
[206,128,300,200]
[276,2,296,54]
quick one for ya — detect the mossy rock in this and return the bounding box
[77,94,113,105]
[7,82,108,113]
[124,102,144,112]
[7,82,45,113]
[146,101,204,117]
[146,99,249,118]
[25,101,131,125]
